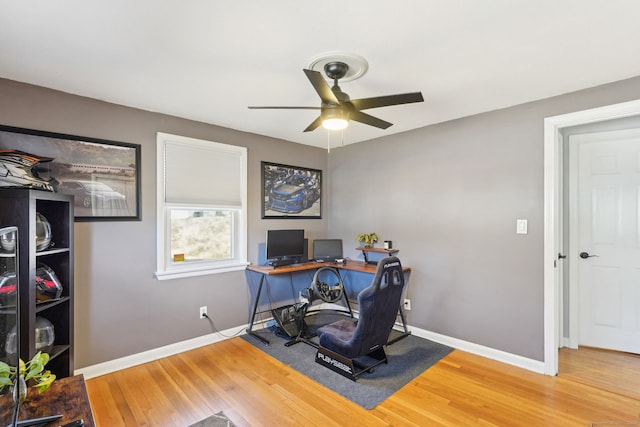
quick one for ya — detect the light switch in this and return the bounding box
[516,219,528,234]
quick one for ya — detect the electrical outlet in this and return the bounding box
[403,299,411,311]
[199,306,207,319]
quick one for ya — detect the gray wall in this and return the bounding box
[3,73,640,367]
[0,78,328,368]
[328,75,640,361]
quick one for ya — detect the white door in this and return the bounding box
[570,128,640,353]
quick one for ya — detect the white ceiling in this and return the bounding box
[2,1,640,148]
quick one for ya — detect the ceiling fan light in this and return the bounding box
[322,108,349,130]
[322,118,349,130]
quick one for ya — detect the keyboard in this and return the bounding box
[268,259,297,268]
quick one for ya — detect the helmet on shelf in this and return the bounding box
[5,316,56,361]
[0,212,54,252]
[35,212,52,251]
[35,263,63,302]
[34,316,55,354]
[0,149,55,192]
[0,263,63,307]
[0,230,16,253]
[0,271,17,307]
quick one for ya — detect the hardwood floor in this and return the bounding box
[559,346,640,401]
[85,338,640,426]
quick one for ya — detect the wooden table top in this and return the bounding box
[246,259,410,275]
[18,374,95,426]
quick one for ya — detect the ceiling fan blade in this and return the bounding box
[350,111,393,129]
[350,92,424,111]
[303,116,324,132]
[248,106,320,110]
[303,69,340,105]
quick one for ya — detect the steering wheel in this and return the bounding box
[311,266,344,303]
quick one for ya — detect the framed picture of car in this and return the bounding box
[261,161,322,219]
[0,124,141,221]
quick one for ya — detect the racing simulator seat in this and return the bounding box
[314,256,406,381]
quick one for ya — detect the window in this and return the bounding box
[156,133,247,279]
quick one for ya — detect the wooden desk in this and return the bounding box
[245,260,411,345]
[246,259,410,275]
[19,375,95,426]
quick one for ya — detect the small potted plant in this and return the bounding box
[0,352,56,401]
[357,233,378,248]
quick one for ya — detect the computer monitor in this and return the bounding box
[312,239,343,262]
[265,229,305,263]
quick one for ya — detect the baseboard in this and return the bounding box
[561,336,573,348]
[409,326,546,374]
[76,322,546,379]
[76,324,248,379]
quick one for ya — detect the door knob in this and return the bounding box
[579,251,599,259]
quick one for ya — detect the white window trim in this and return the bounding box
[155,132,248,280]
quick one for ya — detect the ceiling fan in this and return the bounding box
[248,61,424,132]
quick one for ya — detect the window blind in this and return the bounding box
[164,138,245,206]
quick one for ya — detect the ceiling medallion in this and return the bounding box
[306,52,368,83]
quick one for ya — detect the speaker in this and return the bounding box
[258,242,267,265]
[302,238,309,262]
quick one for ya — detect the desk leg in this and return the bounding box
[387,305,412,345]
[337,270,354,318]
[343,295,354,318]
[246,273,270,345]
[387,270,412,345]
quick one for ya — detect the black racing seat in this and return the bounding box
[314,256,405,380]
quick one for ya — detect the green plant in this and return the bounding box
[356,233,378,246]
[0,352,56,395]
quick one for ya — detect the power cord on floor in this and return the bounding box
[201,312,246,338]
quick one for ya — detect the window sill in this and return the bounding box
[155,262,249,280]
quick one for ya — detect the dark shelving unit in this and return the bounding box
[0,189,74,378]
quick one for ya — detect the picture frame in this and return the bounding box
[0,124,141,221]
[261,161,322,219]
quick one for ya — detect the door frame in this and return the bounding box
[543,98,640,375]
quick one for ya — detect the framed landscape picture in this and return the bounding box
[0,125,141,221]
[261,161,322,219]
